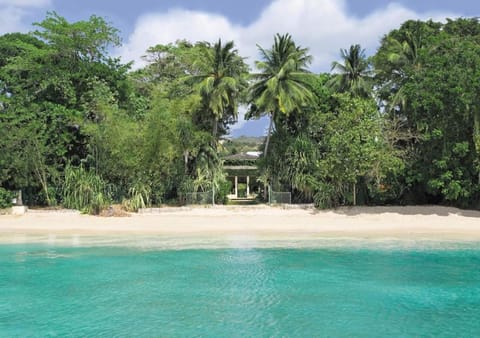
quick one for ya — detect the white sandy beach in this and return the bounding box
[1,205,480,244]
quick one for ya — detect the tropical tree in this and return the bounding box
[247,33,314,157]
[134,40,206,101]
[0,13,129,206]
[133,39,247,203]
[327,44,372,98]
[373,20,441,115]
[188,39,248,140]
[314,94,397,207]
[373,18,480,207]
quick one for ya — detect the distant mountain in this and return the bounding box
[221,136,264,155]
[228,116,269,138]
[231,136,264,143]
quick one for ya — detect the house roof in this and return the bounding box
[224,165,258,170]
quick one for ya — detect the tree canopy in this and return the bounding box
[1,14,480,212]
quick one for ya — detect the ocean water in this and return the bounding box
[1,239,480,337]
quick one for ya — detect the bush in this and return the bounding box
[62,165,111,215]
[177,178,195,205]
[216,180,232,204]
[237,183,247,198]
[122,184,151,212]
[313,182,345,209]
[0,188,13,209]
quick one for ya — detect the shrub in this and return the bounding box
[122,184,151,212]
[216,180,232,204]
[313,182,345,209]
[237,183,247,198]
[0,188,13,209]
[62,165,111,215]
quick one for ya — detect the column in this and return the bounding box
[246,176,250,197]
[234,176,238,198]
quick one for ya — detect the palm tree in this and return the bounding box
[189,39,248,140]
[247,33,314,157]
[327,44,372,98]
[374,23,425,115]
[385,30,424,114]
[386,32,421,69]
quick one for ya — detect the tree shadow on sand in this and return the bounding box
[311,205,480,218]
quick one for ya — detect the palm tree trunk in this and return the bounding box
[353,182,356,206]
[264,111,275,157]
[183,150,189,175]
[212,118,218,141]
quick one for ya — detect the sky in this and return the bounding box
[1,0,479,137]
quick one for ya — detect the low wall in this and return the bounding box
[0,206,28,215]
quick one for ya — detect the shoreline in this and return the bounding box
[1,205,480,246]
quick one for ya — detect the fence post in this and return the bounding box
[353,182,356,206]
[17,190,23,206]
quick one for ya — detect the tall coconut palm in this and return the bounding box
[374,23,425,114]
[385,30,423,114]
[189,39,248,140]
[247,33,314,157]
[386,31,421,69]
[327,44,372,98]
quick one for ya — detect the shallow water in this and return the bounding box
[1,240,480,337]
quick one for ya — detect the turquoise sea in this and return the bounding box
[1,238,480,337]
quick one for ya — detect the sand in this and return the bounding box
[1,205,480,245]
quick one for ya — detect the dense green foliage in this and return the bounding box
[327,44,373,98]
[373,18,480,207]
[1,13,479,211]
[62,165,110,214]
[0,187,13,209]
[222,137,263,155]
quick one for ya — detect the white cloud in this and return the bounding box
[0,0,50,7]
[117,0,458,72]
[230,105,248,132]
[229,105,270,137]
[0,0,51,35]
[118,9,240,69]
[0,7,26,34]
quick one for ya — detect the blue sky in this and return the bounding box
[1,0,479,136]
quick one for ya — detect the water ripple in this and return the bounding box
[1,244,480,336]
